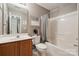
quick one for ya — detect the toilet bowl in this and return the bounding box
[36,43,47,51]
[36,43,47,56]
[32,36,47,55]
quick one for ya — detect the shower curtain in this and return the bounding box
[40,14,48,43]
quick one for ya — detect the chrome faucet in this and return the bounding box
[16,35,20,38]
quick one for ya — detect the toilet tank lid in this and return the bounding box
[36,43,47,49]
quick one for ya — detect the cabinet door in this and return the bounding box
[19,39,32,56]
[0,42,18,56]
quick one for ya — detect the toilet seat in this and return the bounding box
[36,43,47,50]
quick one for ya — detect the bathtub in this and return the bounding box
[45,42,74,56]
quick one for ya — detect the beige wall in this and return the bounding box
[27,3,49,18]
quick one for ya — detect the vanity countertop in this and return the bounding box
[0,33,32,44]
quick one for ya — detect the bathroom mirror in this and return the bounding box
[7,3,28,34]
[0,3,41,35]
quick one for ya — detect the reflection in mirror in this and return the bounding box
[7,3,28,34]
[9,15,21,34]
[30,15,40,36]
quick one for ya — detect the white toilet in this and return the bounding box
[36,43,47,56]
[32,36,47,56]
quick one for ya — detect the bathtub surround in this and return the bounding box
[49,11,78,55]
[48,4,77,43]
[47,3,78,55]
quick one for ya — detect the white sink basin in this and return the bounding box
[0,33,32,44]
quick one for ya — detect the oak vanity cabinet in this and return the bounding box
[0,42,18,56]
[0,39,32,56]
[19,39,32,56]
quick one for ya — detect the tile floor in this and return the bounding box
[32,48,50,56]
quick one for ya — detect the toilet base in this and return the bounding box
[37,49,47,56]
[32,44,36,49]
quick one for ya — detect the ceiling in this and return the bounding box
[37,3,70,10]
